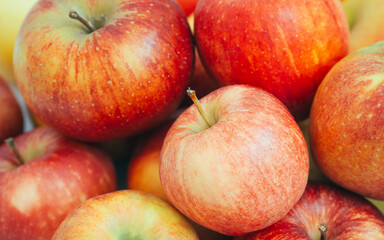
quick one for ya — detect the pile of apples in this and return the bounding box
[1,0,384,239]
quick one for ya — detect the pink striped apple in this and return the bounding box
[160,85,309,236]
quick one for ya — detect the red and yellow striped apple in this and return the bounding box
[13,0,194,142]
[160,85,309,236]
[310,41,384,200]
[237,182,384,240]
[0,127,117,240]
[194,0,349,120]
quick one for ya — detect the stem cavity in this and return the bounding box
[187,88,213,128]
[69,10,96,32]
[319,223,328,240]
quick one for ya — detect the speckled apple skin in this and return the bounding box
[310,41,384,200]
[236,182,384,240]
[160,85,309,236]
[13,0,193,141]
[0,127,117,240]
[52,190,199,240]
[194,0,349,121]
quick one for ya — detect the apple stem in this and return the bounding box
[319,223,328,240]
[69,11,96,32]
[5,138,23,166]
[187,88,213,128]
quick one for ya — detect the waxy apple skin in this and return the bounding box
[0,76,23,142]
[52,190,199,240]
[310,41,384,200]
[160,85,309,236]
[194,0,349,120]
[236,182,384,240]
[0,127,117,240]
[14,0,194,142]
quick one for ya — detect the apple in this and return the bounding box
[310,41,384,200]
[236,182,384,240]
[13,0,194,142]
[194,0,349,121]
[160,85,309,236]
[0,76,23,142]
[52,190,198,240]
[177,0,198,16]
[127,119,233,240]
[342,0,384,52]
[0,0,38,82]
[0,127,117,240]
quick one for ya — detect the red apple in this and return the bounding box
[13,0,194,142]
[127,119,232,240]
[52,190,198,240]
[310,41,384,200]
[0,127,117,240]
[160,85,309,236]
[236,182,384,240]
[0,76,23,142]
[194,0,349,120]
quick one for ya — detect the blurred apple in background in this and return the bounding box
[160,85,309,236]
[310,41,384,200]
[236,182,384,240]
[0,76,23,142]
[52,190,198,240]
[194,0,349,121]
[0,0,38,82]
[14,0,194,142]
[0,127,117,240]
[342,0,384,52]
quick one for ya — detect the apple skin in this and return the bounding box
[160,85,309,236]
[0,127,117,240]
[127,119,233,240]
[343,0,384,52]
[0,76,23,142]
[194,0,349,121]
[13,0,194,142]
[0,0,38,82]
[177,0,198,16]
[310,41,384,200]
[52,190,199,240]
[236,182,384,240]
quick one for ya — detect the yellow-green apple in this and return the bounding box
[0,76,23,142]
[176,0,198,16]
[0,127,117,240]
[160,85,309,236]
[13,0,194,142]
[342,0,384,52]
[0,0,38,82]
[310,41,384,200]
[236,182,384,240]
[194,0,349,121]
[127,119,233,240]
[52,190,199,240]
